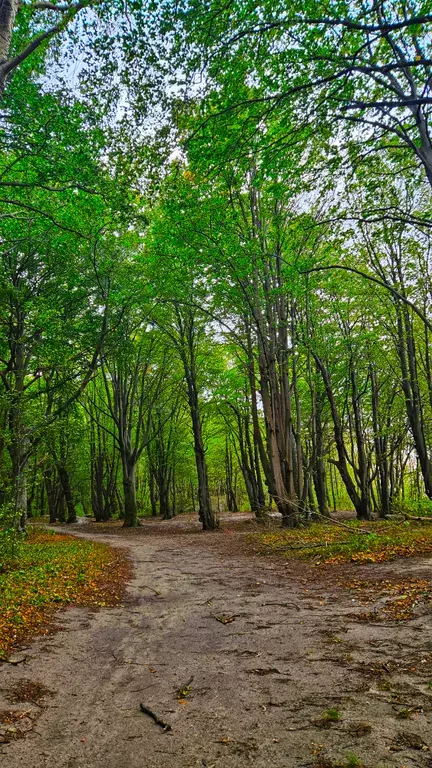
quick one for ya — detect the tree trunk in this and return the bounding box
[8,437,28,531]
[123,463,138,527]
[184,366,217,530]
[395,304,432,498]
[0,0,18,86]
[312,389,329,517]
[314,354,364,517]
[149,467,158,516]
[58,465,77,524]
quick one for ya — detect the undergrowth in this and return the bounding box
[0,528,130,657]
[253,518,432,565]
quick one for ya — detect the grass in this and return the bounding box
[312,752,366,768]
[314,707,342,729]
[0,528,130,658]
[253,518,432,565]
[323,707,342,722]
[344,755,362,768]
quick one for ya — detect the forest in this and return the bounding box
[2,0,432,535]
[1,3,432,768]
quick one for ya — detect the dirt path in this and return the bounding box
[1,516,432,768]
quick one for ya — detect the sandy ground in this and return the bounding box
[1,513,432,768]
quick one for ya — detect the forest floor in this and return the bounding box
[1,512,432,768]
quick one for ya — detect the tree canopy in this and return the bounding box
[0,1,432,534]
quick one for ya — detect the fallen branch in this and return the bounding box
[403,513,432,523]
[313,511,374,535]
[139,704,172,731]
[262,601,301,611]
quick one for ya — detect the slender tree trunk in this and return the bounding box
[395,304,432,498]
[149,466,158,516]
[123,462,138,527]
[184,365,217,529]
[349,362,372,520]
[312,390,329,517]
[314,353,364,517]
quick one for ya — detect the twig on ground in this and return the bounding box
[403,513,432,523]
[313,511,374,535]
[262,601,301,611]
[139,703,172,731]
[139,585,161,596]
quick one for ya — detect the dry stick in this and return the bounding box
[262,601,301,611]
[139,585,161,596]
[139,704,172,731]
[312,510,374,535]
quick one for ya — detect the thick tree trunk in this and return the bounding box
[13,455,28,530]
[8,435,28,530]
[192,423,216,530]
[159,476,173,519]
[57,465,77,524]
[58,493,66,523]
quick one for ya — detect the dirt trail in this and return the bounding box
[1,515,432,768]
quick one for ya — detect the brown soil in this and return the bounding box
[1,512,432,767]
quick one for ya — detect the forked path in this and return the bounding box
[1,516,432,768]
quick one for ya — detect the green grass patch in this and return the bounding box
[253,518,432,565]
[322,707,342,722]
[0,528,130,657]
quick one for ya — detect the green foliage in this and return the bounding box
[0,503,23,569]
[255,520,432,565]
[392,499,432,518]
[2,0,432,538]
[344,755,362,768]
[323,708,341,723]
[0,529,129,657]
